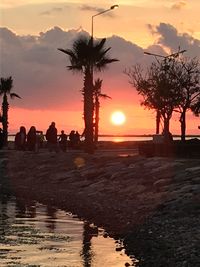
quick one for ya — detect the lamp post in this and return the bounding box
[91,5,119,38]
[90,4,118,140]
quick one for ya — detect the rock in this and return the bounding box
[186,166,200,173]
[0,158,9,166]
[179,184,200,193]
[153,179,171,187]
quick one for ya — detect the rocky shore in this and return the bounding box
[0,148,199,266]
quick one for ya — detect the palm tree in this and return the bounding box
[93,78,111,143]
[58,36,118,153]
[0,76,21,146]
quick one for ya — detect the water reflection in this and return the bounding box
[0,197,135,266]
[81,222,98,267]
[45,205,57,232]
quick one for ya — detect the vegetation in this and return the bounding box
[58,36,118,153]
[191,96,200,116]
[172,58,200,140]
[0,76,21,146]
[93,78,111,143]
[125,59,181,136]
[125,54,200,141]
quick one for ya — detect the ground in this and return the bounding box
[0,147,199,266]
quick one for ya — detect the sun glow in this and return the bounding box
[111,111,126,125]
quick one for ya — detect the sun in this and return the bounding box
[111,111,126,125]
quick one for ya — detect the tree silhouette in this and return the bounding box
[93,78,111,143]
[0,77,21,146]
[172,58,200,141]
[125,60,181,135]
[191,96,200,117]
[126,53,200,140]
[58,36,118,153]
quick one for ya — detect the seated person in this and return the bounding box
[58,130,68,151]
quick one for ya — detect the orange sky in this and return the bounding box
[1,0,200,135]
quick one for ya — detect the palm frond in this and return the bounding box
[96,58,119,70]
[99,93,111,99]
[0,76,13,94]
[95,38,106,51]
[10,93,21,99]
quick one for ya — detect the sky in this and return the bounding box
[0,0,200,135]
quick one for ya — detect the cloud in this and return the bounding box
[151,23,200,57]
[80,5,116,17]
[40,7,66,16]
[0,24,199,112]
[171,1,187,10]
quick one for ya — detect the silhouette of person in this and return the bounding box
[46,122,58,152]
[0,128,3,149]
[27,126,37,151]
[15,126,26,150]
[58,130,68,152]
[69,130,76,149]
[37,131,44,148]
[75,131,81,148]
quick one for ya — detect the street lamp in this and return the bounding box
[91,5,119,38]
[90,5,118,147]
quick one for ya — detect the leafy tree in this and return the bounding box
[0,76,21,146]
[191,96,200,116]
[125,59,181,136]
[172,58,200,141]
[126,54,200,141]
[93,78,111,143]
[58,36,118,153]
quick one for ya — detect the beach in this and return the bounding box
[0,147,199,266]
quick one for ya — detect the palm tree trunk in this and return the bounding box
[2,94,9,146]
[83,69,94,154]
[94,98,100,143]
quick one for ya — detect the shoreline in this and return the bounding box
[0,149,199,266]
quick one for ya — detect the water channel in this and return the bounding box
[0,195,137,267]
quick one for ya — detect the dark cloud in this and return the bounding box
[80,5,115,17]
[0,24,199,111]
[171,1,186,10]
[152,23,200,57]
[40,7,66,16]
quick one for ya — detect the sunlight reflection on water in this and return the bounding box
[0,198,136,267]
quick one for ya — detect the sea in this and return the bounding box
[8,134,200,142]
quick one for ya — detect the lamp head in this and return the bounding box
[110,5,119,9]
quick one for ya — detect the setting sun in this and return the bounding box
[111,111,126,126]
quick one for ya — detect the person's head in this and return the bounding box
[51,122,55,128]
[30,126,36,132]
[61,130,64,134]
[20,126,26,134]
